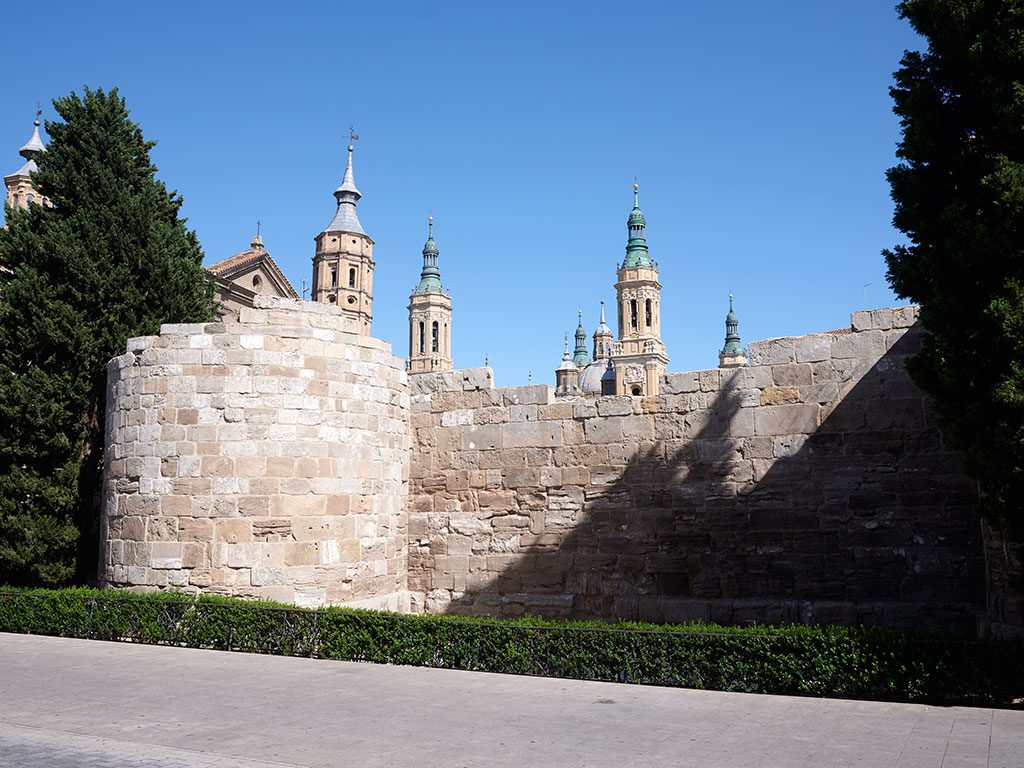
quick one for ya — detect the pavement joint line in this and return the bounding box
[0,720,312,768]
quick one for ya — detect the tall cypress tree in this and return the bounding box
[885,1,1024,542]
[0,87,214,584]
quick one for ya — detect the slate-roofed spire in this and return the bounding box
[595,298,612,336]
[572,307,591,366]
[414,215,443,294]
[324,142,366,235]
[623,180,653,268]
[20,111,45,160]
[557,333,577,371]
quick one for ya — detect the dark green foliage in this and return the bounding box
[884,1,1024,540]
[2,587,1021,705]
[0,88,214,584]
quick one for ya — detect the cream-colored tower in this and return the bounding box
[610,183,669,396]
[408,216,453,373]
[4,111,50,211]
[312,141,374,335]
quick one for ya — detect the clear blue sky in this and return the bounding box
[2,1,920,383]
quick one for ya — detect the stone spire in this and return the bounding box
[718,292,748,368]
[414,215,443,294]
[572,307,591,366]
[324,142,366,235]
[5,108,49,210]
[593,298,614,361]
[623,181,653,268]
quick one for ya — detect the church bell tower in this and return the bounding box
[610,182,669,396]
[312,135,374,335]
[407,216,453,373]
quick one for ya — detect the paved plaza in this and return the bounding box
[0,632,1021,767]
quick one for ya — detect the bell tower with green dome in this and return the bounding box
[407,216,453,373]
[610,182,669,396]
[718,292,748,368]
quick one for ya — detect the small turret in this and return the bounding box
[593,299,614,361]
[572,307,591,366]
[555,334,580,397]
[622,181,653,269]
[718,292,748,368]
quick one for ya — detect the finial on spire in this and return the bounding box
[348,126,360,152]
[600,298,606,323]
[484,352,489,367]
[729,290,734,310]
[251,219,264,250]
[633,177,639,206]
[428,215,433,237]
[35,102,41,126]
[578,306,582,322]
[528,370,532,385]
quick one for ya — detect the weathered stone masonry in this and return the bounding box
[100,298,410,610]
[408,306,987,632]
[102,301,1013,633]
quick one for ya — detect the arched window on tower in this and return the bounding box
[349,268,356,288]
[630,299,638,330]
[645,299,652,327]
[432,321,439,353]
[419,321,425,354]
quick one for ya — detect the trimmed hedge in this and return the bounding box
[1,587,1020,705]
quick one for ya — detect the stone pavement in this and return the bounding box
[0,633,1021,768]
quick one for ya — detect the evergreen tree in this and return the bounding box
[0,88,214,584]
[885,1,1024,541]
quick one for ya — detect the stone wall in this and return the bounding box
[100,298,410,609]
[408,307,987,632]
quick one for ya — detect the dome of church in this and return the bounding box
[578,361,607,394]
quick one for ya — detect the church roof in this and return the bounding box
[205,235,299,299]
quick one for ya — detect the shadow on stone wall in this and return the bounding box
[440,330,986,633]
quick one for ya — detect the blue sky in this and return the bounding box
[2,1,921,383]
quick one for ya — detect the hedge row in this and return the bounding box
[1,587,1020,705]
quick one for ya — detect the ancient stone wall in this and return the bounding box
[100,298,410,609]
[408,307,987,632]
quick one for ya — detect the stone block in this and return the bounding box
[501,385,554,406]
[596,398,632,417]
[461,367,493,391]
[771,364,812,386]
[662,372,699,395]
[795,335,832,363]
[760,386,800,406]
[753,404,819,436]
[503,421,562,448]
[748,338,795,366]
[831,330,885,360]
